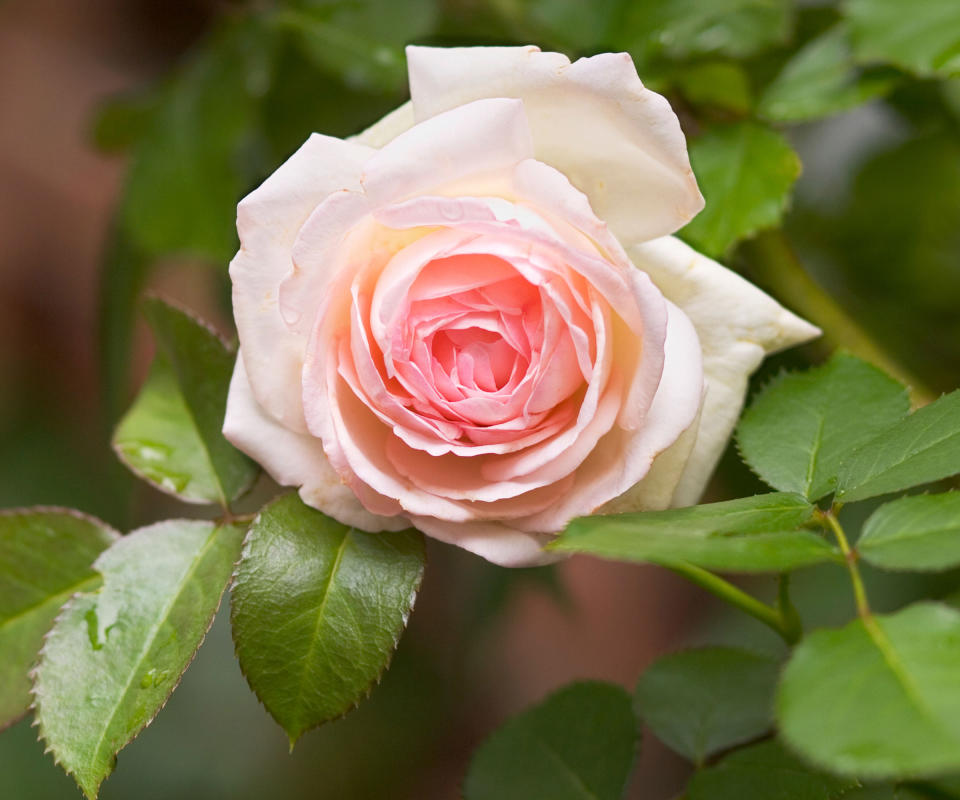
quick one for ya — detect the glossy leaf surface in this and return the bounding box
[230,493,425,745]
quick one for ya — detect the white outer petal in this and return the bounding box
[600,400,704,513]
[408,516,564,567]
[231,133,375,431]
[628,235,821,506]
[352,100,415,148]
[222,354,407,532]
[360,97,534,203]
[406,45,703,243]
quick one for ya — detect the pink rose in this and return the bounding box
[223,46,818,566]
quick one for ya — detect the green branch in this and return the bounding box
[667,562,802,645]
[741,230,937,408]
[816,509,871,619]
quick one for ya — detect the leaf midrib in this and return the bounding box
[531,736,601,800]
[861,615,957,743]
[842,403,960,497]
[86,525,224,776]
[803,415,826,499]
[288,530,351,733]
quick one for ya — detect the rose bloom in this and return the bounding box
[223,46,818,566]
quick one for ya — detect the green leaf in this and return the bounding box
[114,357,223,504]
[0,510,118,730]
[116,297,258,507]
[552,493,837,573]
[687,740,858,800]
[859,492,960,571]
[617,0,793,62]
[778,602,960,778]
[681,122,802,258]
[836,390,960,503]
[278,0,437,92]
[230,493,425,745]
[463,681,637,800]
[737,354,910,501]
[674,61,753,114]
[33,520,244,799]
[121,19,273,263]
[635,647,780,766]
[844,0,960,78]
[759,25,900,123]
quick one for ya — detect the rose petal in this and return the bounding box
[406,45,704,243]
[361,97,534,203]
[600,400,704,513]
[222,354,406,531]
[628,235,820,505]
[407,515,562,567]
[514,300,703,532]
[231,133,374,430]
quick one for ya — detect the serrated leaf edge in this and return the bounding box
[127,294,258,508]
[228,493,426,747]
[30,520,241,799]
[0,506,120,734]
[0,506,121,540]
[735,367,795,491]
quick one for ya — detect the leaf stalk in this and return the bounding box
[666,562,801,645]
[817,508,871,619]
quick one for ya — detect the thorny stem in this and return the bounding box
[667,562,802,645]
[816,508,871,619]
[742,230,937,408]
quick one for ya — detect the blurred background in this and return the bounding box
[1,0,958,798]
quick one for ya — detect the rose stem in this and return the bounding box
[740,230,937,408]
[815,508,871,619]
[666,562,802,645]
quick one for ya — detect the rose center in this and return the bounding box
[431,327,521,393]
